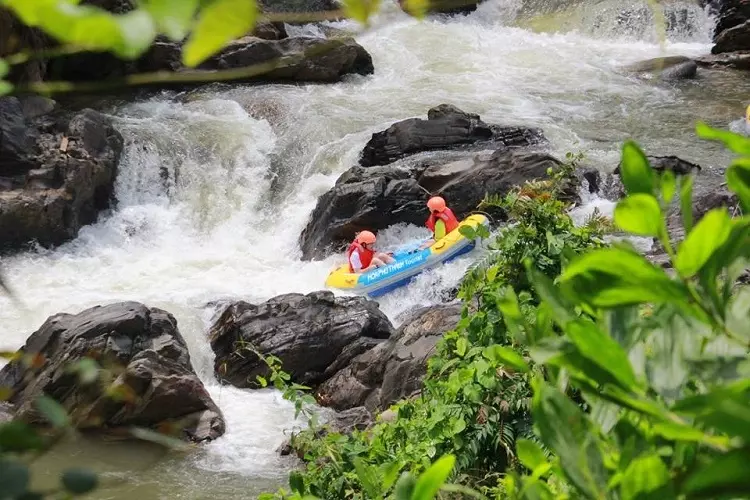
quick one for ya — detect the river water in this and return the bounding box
[1,0,750,498]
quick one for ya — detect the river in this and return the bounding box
[1,0,749,498]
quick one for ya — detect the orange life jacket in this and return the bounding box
[347,241,375,272]
[426,207,459,235]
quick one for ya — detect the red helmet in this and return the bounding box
[356,230,376,244]
[427,196,446,212]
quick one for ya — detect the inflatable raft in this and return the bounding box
[325,214,489,298]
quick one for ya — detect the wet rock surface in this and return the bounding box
[0,302,225,442]
[209,291,394,388]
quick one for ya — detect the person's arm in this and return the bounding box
[349,252,363,272]
[434,219,446,240]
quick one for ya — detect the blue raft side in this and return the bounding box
[357,240,478,298]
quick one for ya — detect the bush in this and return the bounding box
[262,163,608,499]
[499,124,750,499]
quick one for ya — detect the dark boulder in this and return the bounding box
[47,36,373,84]
[696,51,750,70]
[317,304,462,411]
[259,0,339,14]
[606,155,702,199]
[702,0,750,40]
[623,56,698,80]
[199,36,373,82]
[0,99,123,252]
[614,155,701,177]
[209,291,394,389]
[252,21,288,40]
[0,302,225,442]
[713,19,750,54]
[397,0,480,16]
[360,104,544,167]
[664,184,740,244]
[299,148,562,260]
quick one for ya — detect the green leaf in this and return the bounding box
[725,287,750,344]
[566,320,638,390]
[696,121,750,156]
[674,208,732,278]
[459,225,477,241]
[697,398,750,442]
[115,10,157,59]
[726,157,750,214]
[0,59,8,78]
[651,421,728,447]
[516,438,548,471]
[35,395,70,428]
[0,421,46,452]
[71,358,100,385]
[486,264,499,283]
[289,470,304,494]
[560,247,688,307]
[0,458,30,497]
[660,170,676,204]
[619,453,671,500]
[143,0,199,40]
[496,286,525,339]
[381,462,402,492]
[182,0,258,67]
[526,263,575,326]
[680,175,694,233]
[411,455,456,500]
[340,0,381,24]
[455,337,468,357]
[482,345,529,373]
[561,247,670,284]
[394,472,417,500]
[402,0,428,17]
[0,81,11,96]
[256,375,268,388]
[683,448,750,498]
[614,194,663,236]
[532,383,608,499]
[353,458,381,499]
[62,468,98,494]
[620,141,655,195]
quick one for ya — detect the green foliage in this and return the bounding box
[182,0,258,67]
[257,128,750,500]
[259,167,606,499]
[501,125,750,499]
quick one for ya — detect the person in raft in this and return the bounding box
[420,196,459,248]
[348,230,395,273]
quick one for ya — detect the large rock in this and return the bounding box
[397,0,480,16]
[696,51,750,70]
[46,36,373,84]
[713,19,750,54]
[317,304,462,411]
[199,36,373,82]
[702,0,750,40]
[623,56,698,80]
[0,302,225,442]
[259,0,339,12]
[209,291,394,389]
[299,148,562,260]
[360,104,544,167]
[0,98,124,252]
